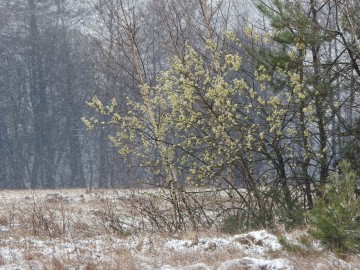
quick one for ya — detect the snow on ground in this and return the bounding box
[217,258,294,270]
[0,189,359,269]
[163,230,281,256]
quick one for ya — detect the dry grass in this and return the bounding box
[0,189,359,269]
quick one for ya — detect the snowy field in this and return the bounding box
[0,189,359,269]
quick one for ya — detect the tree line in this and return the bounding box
[0,0,124,188]
[1,0,359,208]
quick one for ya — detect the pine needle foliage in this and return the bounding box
[307,162,360,254]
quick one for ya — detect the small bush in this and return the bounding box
[278,236,302,252]
[222,214,241,234]
[307,161,360,254]
[274,199,305,230]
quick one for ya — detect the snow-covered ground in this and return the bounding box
[0,189,358,269]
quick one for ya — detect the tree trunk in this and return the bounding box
[28,0,54,188]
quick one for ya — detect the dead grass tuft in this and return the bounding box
[0,256,5,266]
[50,256,65,270]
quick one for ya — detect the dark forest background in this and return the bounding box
[1,0,359,191]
